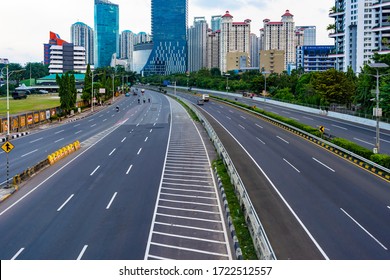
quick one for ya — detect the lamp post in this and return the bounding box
[89,70,101,112]
[369,62,388,154]
[1,65,24,139]
[224,73,230,92]
[111,73,115,102]
[261,66,269,102]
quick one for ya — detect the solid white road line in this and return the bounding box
[312,157,335,172]
[126,165,133,175]
[340,208,387,250]
[90,165,100,176]
[57,194,74,212]
[77,245,88,260]
[106,192,118,209]
[11,248,25,260]
[277,136,289,144]
[21,149,38,158]
[283,158,300,173]
[109,148,116,156]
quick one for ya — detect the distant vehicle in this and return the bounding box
[125,92,130,97]
[38,89,48,94]
[12,90,28,99]
[162,80,170,87]
[197,99,204,105]
[141,89,145,94]
[202,94,209,102]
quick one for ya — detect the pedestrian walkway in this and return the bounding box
[144,98,232,260]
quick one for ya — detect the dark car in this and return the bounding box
[12,90,28,99]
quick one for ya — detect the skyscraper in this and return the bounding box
[262,10,295,70]
[94,0,119,68]
[188,17,208,72]
[143,0,188,75]
[71,22,94,65]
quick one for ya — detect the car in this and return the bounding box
[202,94,209,101]
[125,92,130,97]
[12,91,28,99]
[197,99,204,105]
[38,89,49,94]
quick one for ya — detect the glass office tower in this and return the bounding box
[94,0,119,67]
[143,0,188,75]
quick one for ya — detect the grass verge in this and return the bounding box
[0,94,60,116]
[213,159,258,260]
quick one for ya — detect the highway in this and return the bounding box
[0,90,232,260]
[183,87,390,155]
[174,90,390,260]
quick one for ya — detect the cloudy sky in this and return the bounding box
[1,0,334,65]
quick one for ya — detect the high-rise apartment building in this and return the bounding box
[94,0,119,68]
[134,32,152,45]
[188,17,208,72]
[71,22,94,66]
[206,30,220,69]
[143,0,188,75]
[250,33,260,68]
[295,26,316,46]
[120,30,134,65]
[296,45,336,72]
[262,10,295,70]
[219,11,251,73]
[329,0,376,73]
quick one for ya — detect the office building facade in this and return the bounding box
[295,26,316,46]
[296,45,336,72]
[120,30,135,69]
[94,0,119,68]
[44,32,68,65]
[48,44,88,74]
[71,22,94,65]
[143,0,188,75]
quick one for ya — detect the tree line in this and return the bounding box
[141,53,390,120]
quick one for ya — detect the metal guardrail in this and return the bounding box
[170,93,276,260]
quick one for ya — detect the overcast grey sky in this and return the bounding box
[1,0,334,65]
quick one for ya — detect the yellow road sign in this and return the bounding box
[1,141,15,153]
[319,126,325,133]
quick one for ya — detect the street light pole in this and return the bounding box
[224,73,230,92]
[369,62,388,154]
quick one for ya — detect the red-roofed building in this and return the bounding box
[43,32,69,65]
[261,10,295,72]
[220,11,251,72]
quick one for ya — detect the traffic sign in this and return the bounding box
[319,126,325,133]
[1,141,14,153]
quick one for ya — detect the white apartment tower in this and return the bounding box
[71,22,94,65]
[329,0,379,73]
[250,33,260,67]
[188,17,208,72]
[206,29,220,69]
[219,11,251,73]
[263,10,295,70]
[120,30,135,70]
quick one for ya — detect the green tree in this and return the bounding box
[56,73,77,115]
[81,64,92,103]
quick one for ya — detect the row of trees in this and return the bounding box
[141,53,390,119]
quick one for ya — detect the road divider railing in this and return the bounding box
[48,141,80,165]
[169,92,276,260]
